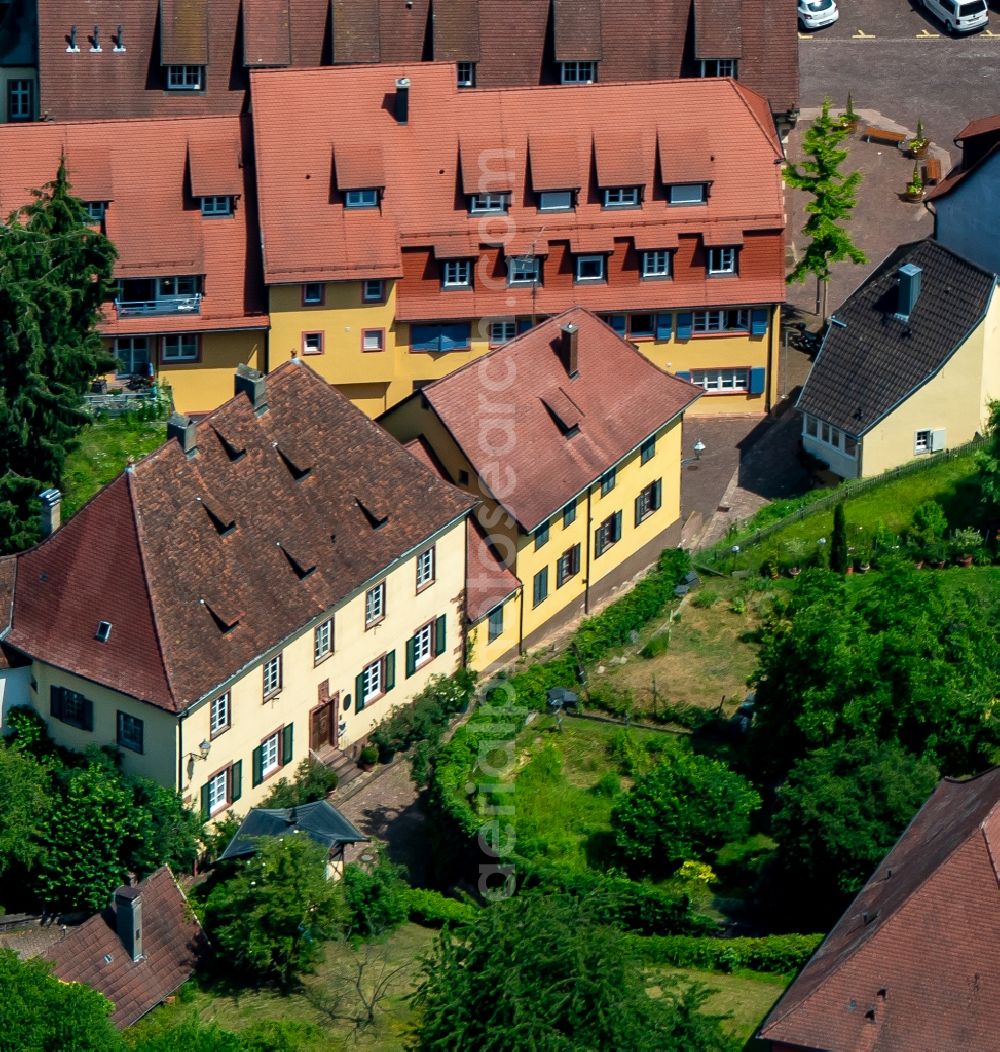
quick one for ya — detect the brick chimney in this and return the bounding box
[115,886,143,962]
[166,412,198,457]
[234,363,268,415]
[39,489,61,538]
[559,323,579,379]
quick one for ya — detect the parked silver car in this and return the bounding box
[919,0,988,34]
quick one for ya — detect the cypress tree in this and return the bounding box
[831,502,849,575]
[0,159,117,551]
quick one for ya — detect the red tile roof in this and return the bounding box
[251,63,785,303]
[760,768,1000,1051]
[5,362,474,713]
[48,868,206,1028]
[925,115,1000,203]
[402,307,701,533]
[0,115,266,338]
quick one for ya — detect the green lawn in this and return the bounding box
[62,413,167,517]
[127,923,436,1050]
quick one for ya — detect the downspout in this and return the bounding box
[766,306,776,413]
[177,708,187,794]
[583,485,594,615]
[517,532,525,655]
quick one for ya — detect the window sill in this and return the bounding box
[210,725,231,741]
[441,285,473,292]
[574,278,607,286]
[314,651,334,668]
[365,615,386,631]
[629,334,655,342]
[640,275,672,282]
[209,800,232,817]
[263,690,282,702]
[118,742,143,755]
[700,388,749,395]
[416,579,435,595]
[707,272,738,278]
[690,331,750,338]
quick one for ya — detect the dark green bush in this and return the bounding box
[402,887,477,927]
[631,932,823,973]
[341,848,408,937]
[370,670,476,762]
[259,758,338,809]
[690,589,719,609]
[639,633,670,659]
[592,772,621,798]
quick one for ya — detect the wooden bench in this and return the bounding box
[862,126,906,147]
[923,157,943,185]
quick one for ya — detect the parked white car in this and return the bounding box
[919,0,988,34]
[798,0,839,30]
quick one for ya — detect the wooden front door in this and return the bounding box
[310,700,334,751]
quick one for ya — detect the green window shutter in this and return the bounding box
[652,478,662,511]
[613,510,622,542]
[82,698,94,732]
[50,686,64,720]
[282,723,293,766]
[355,671,365,711]
[231,760,242,803]
[252,744,264,787]
[405,637,416,679]
[634,494,642,528]
[434,614,447,656]
[385,650,396,692]
[200,781,211,821]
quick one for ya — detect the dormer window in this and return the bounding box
[538,190,573,212]
[707,247,738,276]
[469,192,510,214]
[641,250,672,279]
[507,255,540,287]
[442,259,473,289]
[668,183,708,206]
[602,187,640,209]
[345,188,379,209]
[166,65,203,91]
[84,201,106,223]
[95,620,112,643]
[700,59,737,78]
[457,62,476,88]
[200,195,233,217]
[574,254,606,284]
[560,61,596,84]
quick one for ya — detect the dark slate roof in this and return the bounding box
[218,799,368,860]
[797,240,996,437]
[759,768,1000,1051]
[48,868,206,1029]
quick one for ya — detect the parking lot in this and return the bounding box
[800,0,1000,157]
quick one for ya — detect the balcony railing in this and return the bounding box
[114,293,202,317]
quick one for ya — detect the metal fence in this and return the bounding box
[698,435,988,568]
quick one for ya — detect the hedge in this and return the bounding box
[631,932,824,973]
[370,670,476,763]
[402,887,477,928]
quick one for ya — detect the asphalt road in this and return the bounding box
[799,0,1000,160]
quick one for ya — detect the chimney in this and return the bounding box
[115,886,143,963]
[895,263,922,321]
[167,412,198,457]
[559,323,579,378]
[234,363,268,415]
[39,489,61,538]
[394,78,410,124]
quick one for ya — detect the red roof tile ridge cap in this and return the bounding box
[125,469,181,711]
[35,114,242,132]
[729,80,783,158]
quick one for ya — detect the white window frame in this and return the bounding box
[700,58,737,78]
[487,605,504,643]
[362,329,384,352]
[692,309,749,333]
[469,192,510,214]
[207,768,229,814]
[575,254,606,283]
[560,60,597,84]
[413,622,434,669]
[166,64,203,90]
[489,320,518,345]
[302,331,323,355]
[200,196,233,217]
[362,279,385,302]
[365,581,386,626]
[416,546,435,589]
[314,619,333,662]
[361,658,383,703]
[84,201,106,223]
[539,190,573,212]
[603,186,640,209]
[442,259,473,288]
[507,255,540,286]
[162,334,199,361]
[114,336,150,375]
[303,282,323,305]
[210,692,230,736]
[457,61,476,87]
[914,429,932,454]
[345,188,379,209]
[707,247,737,275]
[263,654,282,696]
[691,367,750,392]
[641,250,671,279]
[261,731,280,776]
[668,183,707,206]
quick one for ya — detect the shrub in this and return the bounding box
[639,633,670,659]
[631,932,823,973]
[340,847,409,937]
[402,886,477,927]
[370,670,476,762]
[259,758,338,809]
[592,772,621,798]
[905,499,948,556]
[690,589,719,609]
[358,744,379,767]
[730,595,747,615]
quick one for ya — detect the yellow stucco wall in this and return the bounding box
[467,590,523,672]
[860,300,998,477]
[24,518,466,820]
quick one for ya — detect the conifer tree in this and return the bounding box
[784,98,866,320]
[831,502,849,575]
[0,160,116,551]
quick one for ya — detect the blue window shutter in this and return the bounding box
[751,308,768,336]
[675,370,691,381]
[355,671,365,711]
[517,318,533,333]
[607,314,626,335]
[652,478,662,511]
[440,323,471,351]
[749,367,766,395]
[411,324,442,352]
[231,760,242,803]
[655,313,672,341]
[676,313,693,340]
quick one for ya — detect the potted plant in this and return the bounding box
[950,527,983,568]
[904,164,924,202]
[928,540,948,570]
[906,501,948,567]
[855,544,872,574]
[358,743,379,770]
[785,539,807,577]
[908,120,930,159]
[840,93,860,133]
